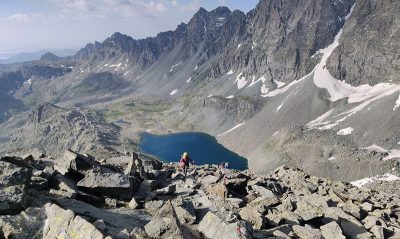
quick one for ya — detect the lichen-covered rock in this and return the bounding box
[144,200,183,238]
[292,225,323,239]
[198,211,252,239]
[0,203,105,239]
[0,161,31,215]
[42,203,106,239]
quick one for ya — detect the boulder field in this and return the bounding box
[1,149,400,238]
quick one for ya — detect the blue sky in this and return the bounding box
[0,0,259,55]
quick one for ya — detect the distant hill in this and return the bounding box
[0,49,76,64]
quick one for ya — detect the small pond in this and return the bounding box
[139,132,248,170]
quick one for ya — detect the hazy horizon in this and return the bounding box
[0,0,259,55]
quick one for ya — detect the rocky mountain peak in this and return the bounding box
[210,6,231,15]
[39,52,60,62]
[193,7,209,19]
[107,32,133,44]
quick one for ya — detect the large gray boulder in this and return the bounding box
[172,199,196,225]
[144,200,184,238]
[42,203,106,239]
[294,194,328,221]
[239,206,264,229]
[54,149,103,175]
[292,225,323,239]
[0,161,31,215]
[320,221,346,239]
[53,174,102,203]
[339,217,372,239]
[0,207,42,238]
[198,211,253,239]
[77,171,140,200]
[55,198,151,236]
[0,203,105,238]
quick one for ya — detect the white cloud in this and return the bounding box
[143,1,168,14]
[171,0,200,11]
[8,13,43,22]
[60,0,92,12]
[8,13,30,22]
[49,0,169,18]
[171,0,178,7]
[218,0,227,5]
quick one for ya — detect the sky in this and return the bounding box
[0,0,259,56]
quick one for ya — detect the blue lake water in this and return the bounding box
[139,132,248,170]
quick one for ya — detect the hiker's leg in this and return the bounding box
[184,166,187,181]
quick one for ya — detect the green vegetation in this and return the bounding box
[103,100,169,121]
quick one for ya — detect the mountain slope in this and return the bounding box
[0,0,399,181]
[0,103,128,159]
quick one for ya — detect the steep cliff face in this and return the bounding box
[327,0,400,86]
[206,0,355,88]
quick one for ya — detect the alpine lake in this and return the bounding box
[139,132,248,170]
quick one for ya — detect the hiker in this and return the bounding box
[180,152,194,181]
[218,162,224,175]
[224,162,230,169]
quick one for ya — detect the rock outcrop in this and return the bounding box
[327,0,400,86]
[0,158,31,215]
[3,103,123,159]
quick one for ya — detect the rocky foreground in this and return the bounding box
[1,150,400,239]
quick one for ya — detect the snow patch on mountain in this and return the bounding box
[337,127,353,135]
[170,61,183,72]
[261,84,269,94]
[262,74,307,98]
[252,42,257,50]
[170,89,179,95]
[276,103,284,113]
[307,109,335,129]
[364,144,388,153]
[383,150,400,161]
[248,76,263,88]
[312,3,400,106]
[361,145,400,161]
[393,94,400,110]
[24,78,33,85]
[274,80,286,88]
[217,123,245,137]
[351,173,400,187]
[234,73,248,90]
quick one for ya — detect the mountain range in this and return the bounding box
[0,0,399,182]
[0,49,76,64]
